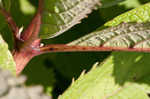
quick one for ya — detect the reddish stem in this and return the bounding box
[39,44,150,54]
[13,0,43,75]
[13,48,39,75]
[20,0,43,42]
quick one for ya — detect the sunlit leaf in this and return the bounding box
[0,35,16,75]
[59,52,150,99]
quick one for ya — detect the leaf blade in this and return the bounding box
[105,2,150,26]
[0,35,16,75]
[40,0,101,39]
[69,22,150,49]
[59,52,150,99]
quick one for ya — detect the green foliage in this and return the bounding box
[40,0,124,39]
[69,22,150,48]
[105,2,150,26]
[59,52,150,99]
[40,0,124,80]
[40,0,101,39]
[1,0,150,99]
[0,35,15,74]
[59,2,150,99]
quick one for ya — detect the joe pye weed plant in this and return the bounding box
[1,0,150,99]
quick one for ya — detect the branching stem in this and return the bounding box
[12,0,43,75]
[1,0,149,75]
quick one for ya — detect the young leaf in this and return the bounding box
[0,35,16,75]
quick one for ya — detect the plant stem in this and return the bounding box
[13,0,43,75]
[13,48,38,75]
[39,44,150,54]
[20,0,43,42]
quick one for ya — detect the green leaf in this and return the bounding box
[69,3,150,49]
[40,0,101,39]
[59,2,150,99]
[0,35,16,74]
[105,2,150,26]
[69,22,150,49]
[59,52,150,99]
[40,0,125,39]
